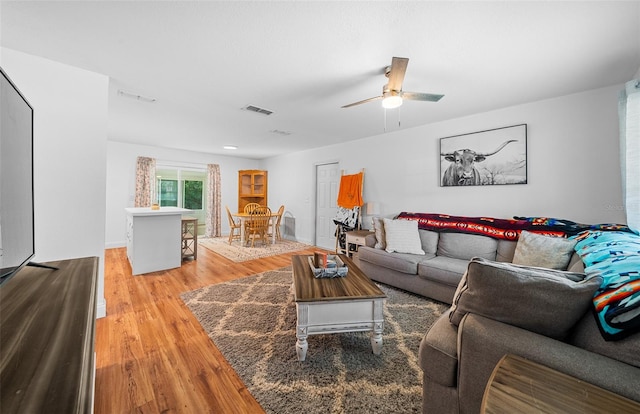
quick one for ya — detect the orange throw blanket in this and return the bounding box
[337,172,363,208]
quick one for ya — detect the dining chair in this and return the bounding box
[245,206,271,247]
[244,203,261,214]
[226,206,242,245]
[271,205,285,241]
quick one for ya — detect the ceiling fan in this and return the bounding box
[341,57,444,109]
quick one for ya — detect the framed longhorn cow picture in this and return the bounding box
[439,124,527,187]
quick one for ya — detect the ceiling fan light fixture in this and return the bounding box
[382,95,403,109]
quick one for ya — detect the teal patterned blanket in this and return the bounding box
[574,231,640,341]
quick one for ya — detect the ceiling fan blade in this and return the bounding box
[401,91,444,102]
[341,96,383,108]
[386,57,409,91]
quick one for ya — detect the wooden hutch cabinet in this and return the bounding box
[238,169,268,212]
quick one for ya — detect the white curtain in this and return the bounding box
[619,79,640,234]
[134,156,156,207]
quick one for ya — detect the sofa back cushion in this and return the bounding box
[567,253,585,273]
[449,258,601,339]
[567,311,640,368]
[496,240,517,262]
[419,230,439,255]
[437,233,498,261]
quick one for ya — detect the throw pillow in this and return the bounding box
[512,230,577,270]
[383,218,425,255]
[449,257,601,339]
[372,217,386,250]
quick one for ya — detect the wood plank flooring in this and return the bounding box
[95,243,325,413]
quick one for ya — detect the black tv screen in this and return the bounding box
[0,66,35,285]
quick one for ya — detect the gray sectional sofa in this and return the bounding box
[354,217,640,413]
[357,228,583,305]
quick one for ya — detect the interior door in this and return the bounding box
[315,163,340,250]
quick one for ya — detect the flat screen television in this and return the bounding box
[0,66,35,285]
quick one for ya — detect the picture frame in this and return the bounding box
[439,124,527,187]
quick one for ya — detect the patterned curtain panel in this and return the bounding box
[134,156,156,207]
[619,79,640,234]
[205,164,222,237]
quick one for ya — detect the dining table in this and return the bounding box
[232,211,279,246]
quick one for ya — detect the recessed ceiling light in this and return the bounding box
[223,145,238,150]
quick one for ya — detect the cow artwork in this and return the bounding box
[441,139,518,186]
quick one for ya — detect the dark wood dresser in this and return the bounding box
[1,256,98,413]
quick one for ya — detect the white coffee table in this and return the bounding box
[291,254,386,362]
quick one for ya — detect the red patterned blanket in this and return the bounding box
[395,212,631,240]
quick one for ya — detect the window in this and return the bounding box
[156,166,207,235]
[620,79,639,233]
[159,179,178,207]
[183,180,203,210]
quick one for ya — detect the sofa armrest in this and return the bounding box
[456,313,640,414]
[419,310,458,387]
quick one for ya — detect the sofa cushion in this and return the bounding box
[383,218,425,255]
[419,229,439,255]
[358,246,429,275]
[418,256,469,287]
[437,233,498,261]
[449,258,601,339]
[512,230,577,270]
[567,311,640,368]
[419,310,458,386]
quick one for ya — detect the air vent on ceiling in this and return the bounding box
[242,104,273,116]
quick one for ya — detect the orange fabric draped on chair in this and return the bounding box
[336,172,364,209]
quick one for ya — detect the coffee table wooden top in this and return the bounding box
[291,254,386,302]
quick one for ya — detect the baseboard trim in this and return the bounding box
[96,297,107,318]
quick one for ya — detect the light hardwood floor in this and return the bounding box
[95,243,326,413]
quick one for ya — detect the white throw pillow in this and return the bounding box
[383,218,425,255]
[512,230,577,270]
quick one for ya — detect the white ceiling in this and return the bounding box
[2,1,639,159]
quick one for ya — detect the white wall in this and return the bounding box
[262,85,626,245]
[105,141,259,247]
[1,48,108,317]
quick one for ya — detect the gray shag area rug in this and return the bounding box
[199,237,310,262]
[181,267,448,413]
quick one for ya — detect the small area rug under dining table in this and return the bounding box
[180,267,448,413]
[198,237,311,262]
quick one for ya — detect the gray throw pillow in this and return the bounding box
[512,230,577,270]
[372,217,386,250]
[449,257,601,339]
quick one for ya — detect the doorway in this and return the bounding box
[315,162,340,250]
